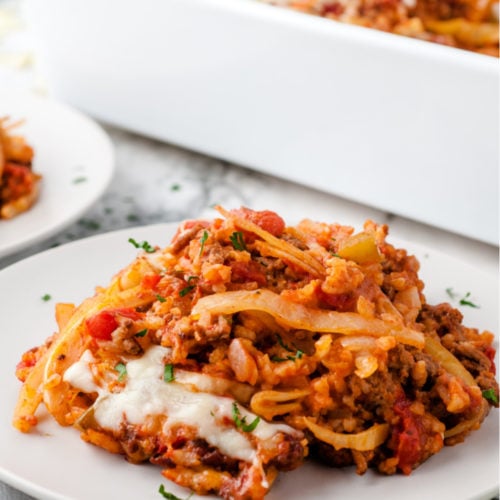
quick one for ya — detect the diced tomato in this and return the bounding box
[232,208,285,237]
[230,260,267,285]
[141,273,162,290]
[85,308,140,341]
[391,393,425,475]
[86,311,118,340]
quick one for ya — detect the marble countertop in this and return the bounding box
[0,1,498,498]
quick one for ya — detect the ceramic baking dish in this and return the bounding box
[25,0,499,245]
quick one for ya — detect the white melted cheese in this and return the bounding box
[63,350,100,394]
[64,345,297,463]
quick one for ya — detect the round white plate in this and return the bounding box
[0,224,498,500]
[0,90,114,258]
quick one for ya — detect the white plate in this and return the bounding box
[0,224,498,500]
[0,90,114,258]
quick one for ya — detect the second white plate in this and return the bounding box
[0,90,114,258]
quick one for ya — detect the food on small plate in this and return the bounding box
[13,206,498,499]
[0,117,41,220]
[261,0,500,56]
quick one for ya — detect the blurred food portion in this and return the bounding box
[0,117,41,219]
[262,0,499,55]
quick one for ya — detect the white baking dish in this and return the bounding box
[25,0,499,245]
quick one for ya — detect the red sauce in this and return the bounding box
[315,287,356,312]
[230,261,267,285]
[392,393,425,475]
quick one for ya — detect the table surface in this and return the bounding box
[0,1,498,499]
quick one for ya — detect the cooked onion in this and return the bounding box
[302,417,390,451]
[424,336,476,387]
[192,289,424,348]
[251,389,310,420]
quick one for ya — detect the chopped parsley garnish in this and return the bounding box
[135,329,148,337]
[179,276,199,297]
[127,213,139,222]
[41,293,52,302]
[128,237,156,253]
[271,355,288,363]
[271,353,303,363]
[232,402,260,432]
[445,288,480,308]
[482,389,499,404]
[179,285,195,297]
[459,292,479,308]
[275,335,304,361]
[115,362,127,382]
[230,231,247,251]
[170,183,181,191]
[277,335,294,352]
[72,176,87,184]
[158,484,193,500]
[330,252,342,258]
[164,364,175,383]
[156,294,167,303]
[199,230,209,256]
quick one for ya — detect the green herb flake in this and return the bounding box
[179,276,198,297]
[156,294,167,303]
[41,294,52,302]
[127,214,139,222]
[128,237,156,253]
[459,292,480,309]
[170,183,181,191]
[229,231,247,251]
[115,362,127,382]
[158,484,193,500]
[199,230,209,256]
[277,335,294,353]
[232,402,260,432]
[271,356,287,363]
[164,363,175,383]
[72,176,87,184]
[482,388,499,404]
[179,285,195,297]
[276,335,303,361]
[135,329,148,338]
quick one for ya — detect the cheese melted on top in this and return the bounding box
[64,345,298,463]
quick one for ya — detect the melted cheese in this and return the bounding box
[64,345,298,463]
[63,350,100,394]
